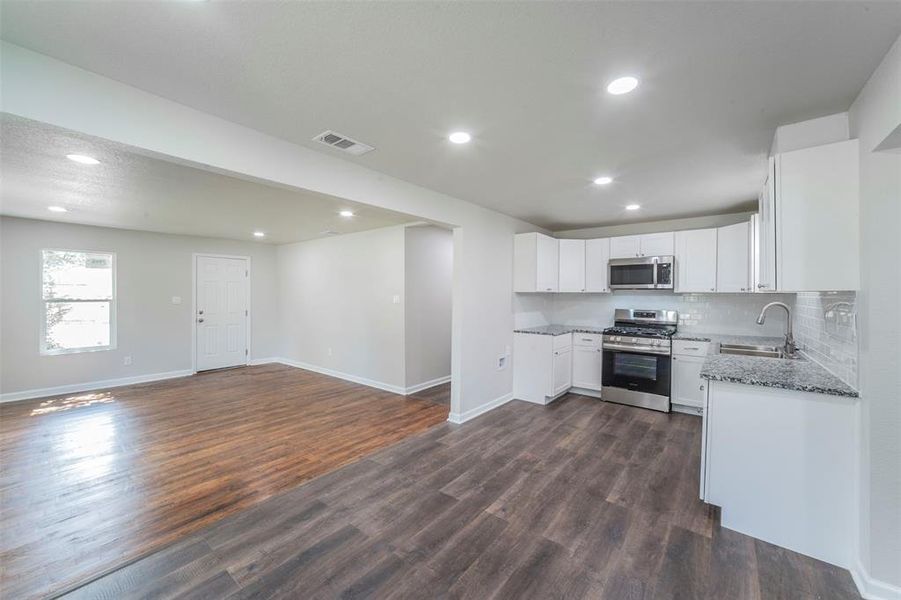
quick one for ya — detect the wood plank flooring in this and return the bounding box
[0,364,449,599]
[54,393,859,600]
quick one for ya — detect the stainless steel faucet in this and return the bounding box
[756,301,797,357]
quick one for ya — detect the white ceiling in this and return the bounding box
[0,115,417,244]
[1,2,899,230]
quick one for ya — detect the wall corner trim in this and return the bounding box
[273,358,407,395]
[448,392,514,424]
[404,375,452,395]
[851,559,901,600]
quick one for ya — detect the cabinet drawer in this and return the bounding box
[552,333,573,351]
[572,333,601,348]
[673,340,710,356]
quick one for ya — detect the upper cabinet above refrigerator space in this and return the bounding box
[609,232,675,259]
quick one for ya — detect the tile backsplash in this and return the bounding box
[513,290,860,391]
[793,292,858,389]
[516,292,796,336]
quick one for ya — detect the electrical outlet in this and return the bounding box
[123,355,132,366]
[327,347,333,357]
[171,296,182,305]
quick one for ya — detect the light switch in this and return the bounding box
[171,296,182,305]
[392,295,401,304]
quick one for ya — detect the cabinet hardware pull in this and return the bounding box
[684,347,699,350]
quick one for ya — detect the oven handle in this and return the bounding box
[602,343,671,356]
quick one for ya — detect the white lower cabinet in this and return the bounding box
[671,354,706,408]
[702,380,858,569]
[571,333,602,391]
[552,347,573,396]
[513,332,573,404]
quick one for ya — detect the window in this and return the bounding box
[41,250,116,355]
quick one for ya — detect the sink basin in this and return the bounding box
[719,343,791,359]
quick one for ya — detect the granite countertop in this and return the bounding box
[513,324,606,336]
[701,353,858,398]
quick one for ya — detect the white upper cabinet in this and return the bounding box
[776,139,859,291]
[640,232,675,257]
[514,232,559,292]
[585,238,611,293]
[609,235,642,259]
[558,239,586,292]
[756,157,778,292]
[675,229,717,293]
[610,232,674,259]
[716,221,751,293]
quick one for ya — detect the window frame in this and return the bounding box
[40,248,118,356]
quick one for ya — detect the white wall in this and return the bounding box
[0,42,546,419]
[277,226,406,390]
[0,216,279,397]
[404,225,452,389]
[848,34,901,594]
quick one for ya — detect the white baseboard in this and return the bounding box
[404,375,451,395]
[569,387,602,399]
[248,357,279,366]
[672,403,703,416]
[852,559,901,600]
[448,392,514,424]
[274,357,406,395]
[0,369,194,403]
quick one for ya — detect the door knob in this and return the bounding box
[197,318,204,323]
[198,310,204,315]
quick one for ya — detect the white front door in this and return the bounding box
[195,256,248,371]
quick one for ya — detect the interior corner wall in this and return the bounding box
[276,226,407,390]
[848,33,901,592]
[404,225,453,389]
[0,216,279,397]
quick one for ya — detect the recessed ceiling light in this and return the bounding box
[339,210,355,217]
[625,204,641,211]
[593,176,613,185]
[448,131,472,144]
[606,76,639,95]
[253,231,266,238]
[66,154,100,165]
[47,206,68,213]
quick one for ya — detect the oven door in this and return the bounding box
[608,258,657,290]
[602,348,671,397]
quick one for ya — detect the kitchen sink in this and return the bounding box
[718,343,793,359]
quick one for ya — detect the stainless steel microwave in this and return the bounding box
[608,256,674,290]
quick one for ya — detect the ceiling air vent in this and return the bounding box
[313,130,374,156]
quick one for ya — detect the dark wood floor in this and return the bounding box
[0,364,449,599]
[54,393,859,600]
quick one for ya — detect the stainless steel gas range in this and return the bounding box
[602,308,678,413]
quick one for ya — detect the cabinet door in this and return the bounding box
[552,348,573,396]
[675,229,717,293]
[572,346,602,390]
[716,222,750,292]
[671,354,706,408]
[756,157,777,292]
[585,238,610,292]
[610,235,642,259]
[640,232,675,257]
[777,140,859,291]
[558,239,586,292]
[535,234,559,292]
